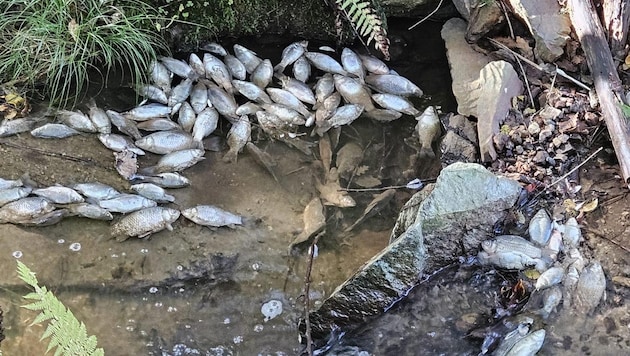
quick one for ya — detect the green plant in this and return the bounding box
[17,261,104,356]
[331,0,390,59]
[0,0,169,106]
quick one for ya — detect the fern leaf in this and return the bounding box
[334,0,391,60]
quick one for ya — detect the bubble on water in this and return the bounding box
[176,265,183,271]
[111,253,119,258]
[253,324,264,332]
[184,324,191,329]
[149,287,159,294]
[121,252,126,256]
[261,300,283,322]
[125,325,135,332]
[154,302,163,308]
[140,248,149,254]
[178,288,185,293]
[167,306,177,312]
[223,318,230,324]
[251,262,261,271]
[69,243,81,252]
[57,239,65,244]
[12,251,23,259]
[233,335,243,344]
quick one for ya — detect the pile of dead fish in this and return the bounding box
[0,176,242,241]
[476,209,606,355]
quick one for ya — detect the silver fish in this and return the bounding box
[256,111,288,136]
[573,262,606,314]
[66,203,113,220]
[482,235,542,258]
[181,204,242,227]
[371,93,420,116]
[168,78,194,107]
[336,141,363,179]
[31,123,80,138]
[224,54,247,80]
[278,75,316,105]
[192,107,219,142]
[266,88,311,117]
[159,56,197,80]
[86,98,111,134]
[292,55,311,83]
[98,133,146,155]
[134,172,190,188]
[261,103,306,125]
[233,44,263,73]
[315,91,341,123]
[563,217,582,248]
[189,82,209,114]
[136,84,168,104]
[251,59,273,89]
[236,102,261,115]
[136,118,182,132]
[0,177,23,190]
[177,101,197,133]
[130,183,175,203]
[206,82,238,120]
[114,150,138,180]
[363,108,403,122]
[124,103,172,121]
[72,182,120,200]
[504,329,545,356]
[201,42,227,56]
[232,79,272,103]
[415,106,441,157]
[203,53,233,93]
[529,209,552,246]
[535,266,564,291]
[0,197,55,223]
[56,110,96,132]
[111,207,180,240]
[33,186,84,204]
[290,197,325,247]
[477,249,542,270]
[304,52,347,75]
[359,54,390,74]
[274,40,308,73]
[314,73,335,103]
[154,148,205,173]
[538,286,562,320]
[223,116,251,163]
[316,104,364,134]
[106,110,142,140]
[149,60,172,94]
[365,74,423,97]
[98,193,157,214]
[188,53,206,77]
[0,117,41,137]
[333,74,375,111]
[19,209,67,226]
[0,186,32,207]
[341,48,365,81]
[316,168,356,208]
[135,130,197,155]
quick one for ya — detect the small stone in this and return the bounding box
[533,151,550,164]
[528,121,541,135]
[546,156,556,166]
[552,136,563,147]
[539,129,553,142]
[515,145,524,154]
[538,106,562,120]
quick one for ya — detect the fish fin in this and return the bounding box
[419,146,435,159]
[139,165,158,176]
[222,150,238,163]
[165,223,174,231]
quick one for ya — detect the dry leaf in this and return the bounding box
[579,198,598,213]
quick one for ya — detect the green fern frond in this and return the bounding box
[334,0,390,60]
[16,261,104,356]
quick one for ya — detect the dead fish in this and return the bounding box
[371,93,420,116]
[341,48,365,81]
[201,42,227,56]
[482,235,542,258]
[31,123,80,138]
[415,106,441,158]
[333,74,375,111]
[135,130,197,155]
[232,79,272,103]
[32,186,84,204]
[168,78,194,107]
[223,116,251,163]
[260,103,306,125]
[98,193,156,213]
[365,74,423,97]
[114,150,138,180]
[316,104,364,135]
[336,141,364,180]
[86,98,111,134]
[233,44,263,73]
[111,207,180,241]
[562,217,582,248]
[363,108,403,122]
[153,148,205,173]
[256,111,288,137]
[0,117,41,137]
[251,59,274,89]
[275,40,308,73]
[236,102,262,116]
[316,168,356,208]
[136,118,182,132]
[98,133,146,155]
[535,266,564,291]
[315,92,341,124]
[203,53,234,93]
[0,197,55,223]
[124,103,172,121]
[0,186,32,207]
[177,101,197,133]
[266,88,311,117]
[206,81,239,120]
[224,54,247,80]
[0,177,23,190]
[344,189,396,232]
[66,203,113,220]
[192,107,219,142]
[314,73,335,103]
[72,182,120,200]
[290,197,325,247]
[159,56,197,80]
[190,82,209,114]
[292,55,311,83]
[56,109,96,132]
[188,53,206,77]
[106,110,142,140]
[319,133,333,173]
[130,183,175,203]
[245,142,278,182]
[573,262,606,314]
[136,84,168,104]
[537,286,562,320]
[528,209,552,246]
[277,74,316,105]
[149,60,173,94]
[181,204,242,227]
[359,54,390,74]
[304,52,347,75]
[504,329,545,356]
[19,209,67,227]
[133,172,190,188]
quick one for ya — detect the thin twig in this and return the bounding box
[584,228,630,254]
[339,178,436,192]
[0,140,102,167]
[408,0,445,30]
[548,147,603,188]
[497,0,515,39]
[303,231,324,356]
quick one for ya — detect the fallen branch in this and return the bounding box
[584,228,630,254]
[301,231,324,356]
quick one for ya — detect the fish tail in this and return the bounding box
[419,146,435,158]
[222,149,238,163]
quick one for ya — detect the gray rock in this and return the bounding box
[466,0,505,42]
[440,130,478,166]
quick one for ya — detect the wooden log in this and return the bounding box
[568,0,630,189]
[602,0,630,56]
